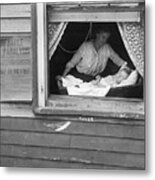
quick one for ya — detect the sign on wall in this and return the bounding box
[0,35,32,101]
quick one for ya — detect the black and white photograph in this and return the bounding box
[0,0,145,170]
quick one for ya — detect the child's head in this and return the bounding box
[115,67,131,84]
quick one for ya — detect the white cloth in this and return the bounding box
[62,75,111,97]
[62,75,83,87]
[61,72,138,97]
[67,82,111,97]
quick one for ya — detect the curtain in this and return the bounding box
[48,22,68,60]
[117,22,144,77]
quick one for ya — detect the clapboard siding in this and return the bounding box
[1,156,140,169]
[1,103,144,125]
[1,4,31,33]
[1,4,31,18]
[1,35,32,101]
[1,117,144,139]
[1,19,31,33]
[1,130,144,153]
[0,4,32,101]
[0,114,145,169]
[0,104,145,170]
[0,144,144,168]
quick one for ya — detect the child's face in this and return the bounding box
[115,70,128,84]
[96,32,110,47]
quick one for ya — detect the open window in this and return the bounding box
[33,1,145,118]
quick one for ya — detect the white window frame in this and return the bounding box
[32,1,145,119]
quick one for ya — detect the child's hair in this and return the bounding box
[95,28,111,35]
[93,27,111,40]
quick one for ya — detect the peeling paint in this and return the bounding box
[70,157,91,164]
[79,116,94,122]
[43,122,56,129]
[43,121,71,132]
[55,121,71,132]
[47,156,92,164]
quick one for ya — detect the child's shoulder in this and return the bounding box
[80,41,92,49]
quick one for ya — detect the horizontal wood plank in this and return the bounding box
[1,130,70,148]
[1,103,33,117]
[46,95,144,119]
[1,103,145,126]
[48,11,140,22]
[0,156,76,169]
[0,33,31,37]
[0,117,144,139]
[1,4,31,18]
[0,144,144,168]
[1,156,140,169]
[47,0,144,6]
[1,131,144,153]
[49,4,144,12]
[70,135,144,153]
[1,19,31,33]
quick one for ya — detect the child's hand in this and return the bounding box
[56,75,62,81]
[56,75,63,90]
[95,75,102,81]
[91,75,102,85]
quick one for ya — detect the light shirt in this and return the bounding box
[67,41,126,76]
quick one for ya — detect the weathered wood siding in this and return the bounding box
[0,4,32,101]
[0,112,145,169]
[0,103,145,169]
[0,3,145,169]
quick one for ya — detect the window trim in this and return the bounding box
[32,2,144,119]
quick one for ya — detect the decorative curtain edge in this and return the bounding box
[49,22,68,60]
[117,22,143,77]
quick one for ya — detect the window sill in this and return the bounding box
[34,95,144,120]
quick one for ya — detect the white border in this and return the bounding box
[1,0,155,180]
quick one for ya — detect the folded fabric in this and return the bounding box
[114,70,138,87]
[67,82,111,97]
[62,75,111,97]
[62,75,83,87]
[61,71,138,97]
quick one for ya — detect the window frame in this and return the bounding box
[32,2,145,119]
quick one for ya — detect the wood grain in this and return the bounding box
[1,103,144,126]
[45,95,144,119]
[1,4,31,18]
[0,4,32,101]
[48,11,140,22]
[1,156,141,169]
[1,130,144,153]
[1,19,31,33]
[0,144,144,168]
[70,135,144,153]
[1,36,32,101]
[1,117,144,139]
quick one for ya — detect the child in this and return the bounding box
[94,67,132,87]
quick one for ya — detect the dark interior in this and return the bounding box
[48,22,143,99]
